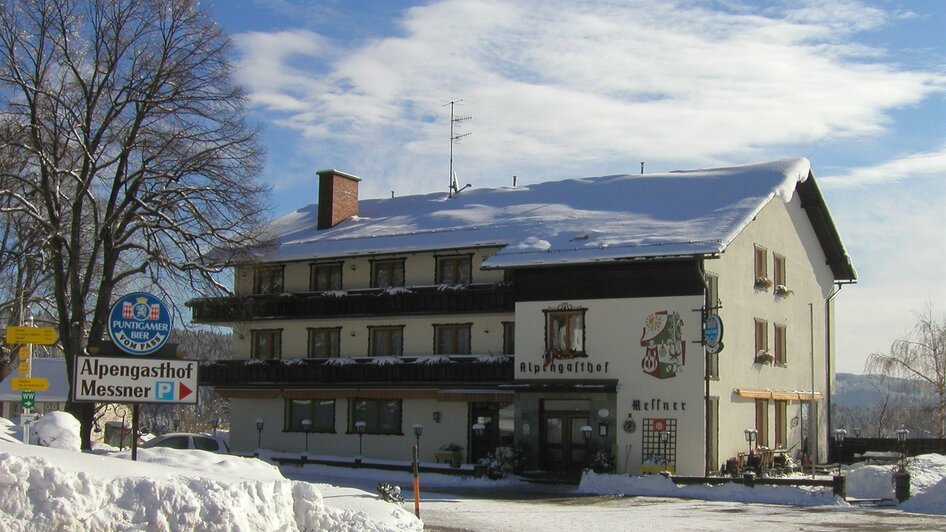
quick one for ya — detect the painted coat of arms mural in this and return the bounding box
[640,310,685,379]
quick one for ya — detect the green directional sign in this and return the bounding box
[21,391,35,409]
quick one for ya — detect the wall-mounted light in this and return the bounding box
[472,423,486,436]
[432,411,442,423]
[350,330,357,337]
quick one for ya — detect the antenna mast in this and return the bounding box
[445,99,471,197]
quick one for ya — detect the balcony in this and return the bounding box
[187,283,514,323]
[198,355,514,386]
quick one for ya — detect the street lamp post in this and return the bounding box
[355,421,366,465]
[895,428,910,469]
[743,428,757,472]
[413,423,424,453]
[301,419,312,456]
[894,428,911,502]
[255,418,264,455]
[211,417,219,438]
[659,431,670,470]
[580,425,593,468]
[833,429,847,476]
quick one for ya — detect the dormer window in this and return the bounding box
[371,259,405,288]
[253,266,284,295]
[436,255,472,285]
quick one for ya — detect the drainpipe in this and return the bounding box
[698,259,711,476]
[825,283,843,454]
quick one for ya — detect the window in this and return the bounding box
[286,399,335,432]
[545,307,586,357]
[308,327,341,358]
[502,321,515,355]
[436,255,472,285]
[754,245,768,283]
[774,400,788,448]
[251,330,281,360]
[755,399,769,447]
[310,262,342,291]
[369,326,403,356]
[754,319,768,355]
[773,254,786,287]
[350,398,402,434]
[434,323,471,354]
[371,259,405,288]
[774,324,786,365]
[253,266,284,295]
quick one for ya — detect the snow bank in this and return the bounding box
[30,411,81,451]
[0,441,421,531]
[578,472,842,506]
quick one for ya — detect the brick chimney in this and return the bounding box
[317,169,361,230]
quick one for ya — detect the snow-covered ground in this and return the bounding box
[2,413,946,531]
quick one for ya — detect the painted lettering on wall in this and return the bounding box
[631,398,687,411]
[520,361,610,375]
[640,310,686,379]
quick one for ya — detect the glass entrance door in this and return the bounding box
[542,412,590,472]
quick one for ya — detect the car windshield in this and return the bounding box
[156,436,189,449]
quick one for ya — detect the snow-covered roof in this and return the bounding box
[262,158,854,277]
[0,358,69,403]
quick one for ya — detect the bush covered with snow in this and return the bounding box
[30,411,81,451]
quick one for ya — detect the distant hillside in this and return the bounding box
[833,372,927,406]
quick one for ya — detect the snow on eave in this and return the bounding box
[713,158,812,254]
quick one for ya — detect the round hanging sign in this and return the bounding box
[107,292,173,356]
[704,314,724,354]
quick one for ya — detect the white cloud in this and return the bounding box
[232,0,945,198]
[820,144,946,187]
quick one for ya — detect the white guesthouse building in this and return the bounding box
[190,158,855,476]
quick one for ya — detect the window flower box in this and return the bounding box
[754,277,772,290]
[774,285,793,297]
[755,350,774,364]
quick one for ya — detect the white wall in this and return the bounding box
[709,191,838,465]
[229,396,472,462]
[515,295,705,475]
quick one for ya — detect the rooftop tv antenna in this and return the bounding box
[444,99,471,197]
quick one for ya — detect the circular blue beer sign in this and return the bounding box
[108,292,173,356]
[704,314,724,354]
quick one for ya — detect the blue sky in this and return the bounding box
[210,0,946,374]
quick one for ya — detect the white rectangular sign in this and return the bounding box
[73,355,198,404]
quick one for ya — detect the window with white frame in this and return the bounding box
[545,307,586,358]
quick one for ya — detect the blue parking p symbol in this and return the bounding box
[156,381,175,401]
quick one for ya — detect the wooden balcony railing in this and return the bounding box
[187,283,514,323]
[198,355,514,386]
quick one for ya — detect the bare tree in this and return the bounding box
[0,0,269,448]
[865,306,946,437]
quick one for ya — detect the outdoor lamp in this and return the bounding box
[833,429,847,475]
[355,420,366,463]
[854,427,861,438]
[580,425,593,442]
[413,423,423,449]
[255,418,264,451]
[301,419,312,454]
[744,428,757,455]
[432,411,442,423]
[472,422,486,436]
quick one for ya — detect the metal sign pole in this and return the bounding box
[131,404,140,461]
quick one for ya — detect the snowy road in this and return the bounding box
[419,493,946,531]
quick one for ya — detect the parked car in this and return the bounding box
[139,433,229,453]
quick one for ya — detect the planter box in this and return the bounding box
[435,451,462,467]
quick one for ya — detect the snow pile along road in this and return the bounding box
[0,441,420,531]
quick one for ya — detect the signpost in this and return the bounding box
[107,292,173,356]
[11,377,50,392]
[6,325,59,345]
[21,391,35,409]
[72,355,198,405]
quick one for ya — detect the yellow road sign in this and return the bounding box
[17,346,29,361]
[17,361,30,376]
[6,326,58,345]
[10,377,49,392]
